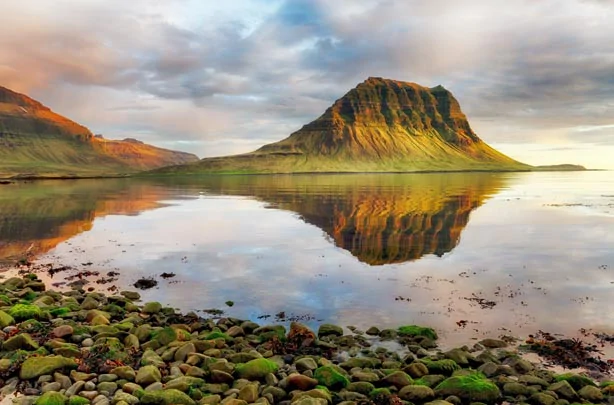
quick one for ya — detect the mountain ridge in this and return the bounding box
[150,77,531,175]
[0,86,199,178]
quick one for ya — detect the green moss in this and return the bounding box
[554,373,597,390]
[19,319,44,331]
[204,331,231,341]
[421,359,461,375]
[413,378,428,386]
[35,391,67,405]
[0,294,11,305]
[314,365,350,389]
[235,358,279,380]
[49,307,71,317]
[22,291,38,302]
[68,396,90,405]
[8,303,42,320]
[435,372,500,403]
[398,325,438,340]
[600,381,614,388]
[152,326,177,345]
[315,386,330,393]
[369,388,391,398]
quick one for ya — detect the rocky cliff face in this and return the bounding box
[154,77,527,174]
[0,86,198,177]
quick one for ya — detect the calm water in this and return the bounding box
[1,172,613,349]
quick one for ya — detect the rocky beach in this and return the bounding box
[0,273,612,405]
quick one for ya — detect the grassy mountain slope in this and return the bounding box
[152,77,530,175]
[0,86,198,178]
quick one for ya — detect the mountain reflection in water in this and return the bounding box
[0,173,507,265]
[184,174,507,265]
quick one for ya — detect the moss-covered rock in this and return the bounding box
[8,303,42,320]
[20,355,77,379]
[35,391,67,405]
[235,358,279,380]
[49,307,71,317]
[398,325,438,340]
[381,370,413,388]
[398,385,436,402]
[136,365,162,385]
[3,333,39,351]
[68,397,90,405]
[554,373,597,390]
[314,365,350,389]
[317,324,343,337]
[140,388,196,405]
[153,327,177,345]
[421,359,461,375]
[142,302,162,314]
[0,309,15,327]
[435,373,501,403]
[204,331,231,341]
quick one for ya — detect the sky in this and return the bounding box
[1,0,613,169]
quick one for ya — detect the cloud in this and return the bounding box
[0,0,613,165]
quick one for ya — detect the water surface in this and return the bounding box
[1,172,613,350]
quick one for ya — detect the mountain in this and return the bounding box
[152,77,530,175]
[0,86,198,178]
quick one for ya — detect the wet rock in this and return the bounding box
[71,370,97,381]
[65,381,86,397]
[381,371,413,388]
[292,397,327,405]
[111,366,136,381]
[52,325,74,338]
[20,356,77,379]
[351,371,379,383]
[0,310,16,328]
[113,391,140,405]
[519,375,550,388]
[35,392,68,405]
[399,385,436,402]
[317,324,343,337]
[238,383,259,403]
[142,302,162,314]
[404,362,429,378]
[548,381,578,401]
[434,374,501,403]
[295,358,318,372]
[530,393,557,405]
[235,358,279,380]
[136,365,162,385]
[3,333,39,351]
[480,339,508,348]
[41,382,62,393]
[503,382,536,396]
[578,385,603,402]
[286,374,318,390]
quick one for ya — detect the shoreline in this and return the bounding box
[0,274,612,405]
[0,167,599,182]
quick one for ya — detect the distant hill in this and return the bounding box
[151,77,531,175]
[0,86,198,178]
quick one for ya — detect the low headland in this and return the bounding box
[0,274,612,405]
